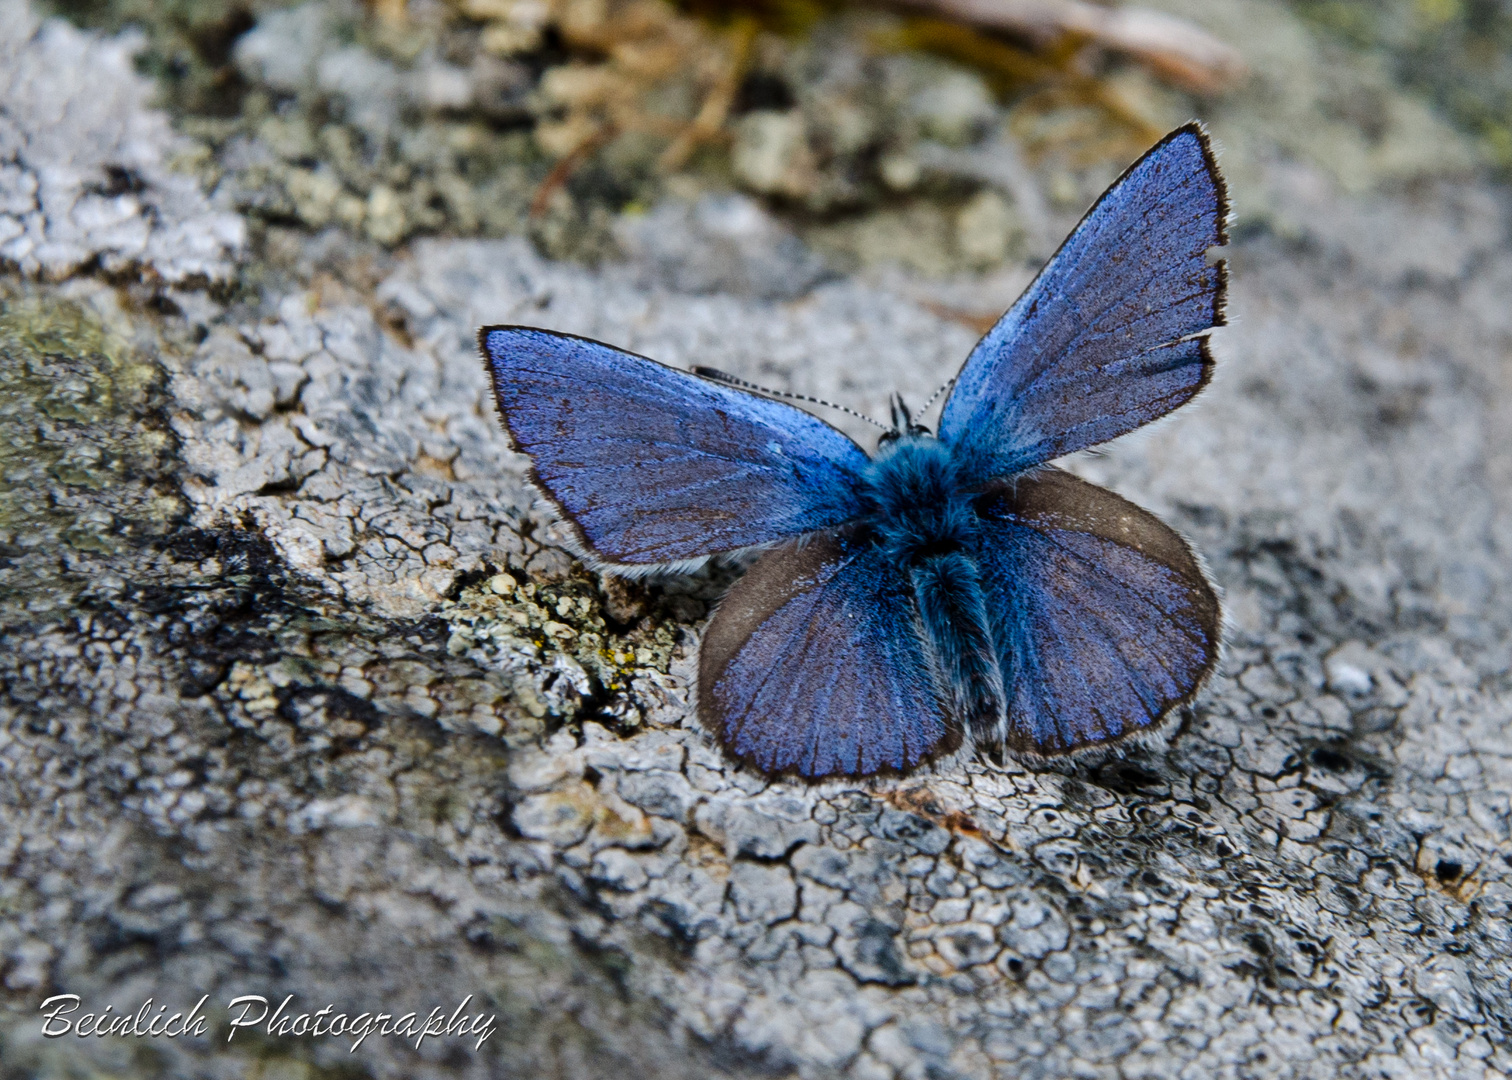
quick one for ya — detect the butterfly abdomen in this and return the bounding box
[863,435,1006,742]
[911,551,1006,742]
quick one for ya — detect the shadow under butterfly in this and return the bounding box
[480,123,1227,779]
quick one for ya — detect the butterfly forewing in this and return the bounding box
[481,327,872,566]
[938,124,1227,482]
[972,469,1220,756]
[699,529,958,778]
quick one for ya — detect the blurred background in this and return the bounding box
[38,0,1512,282]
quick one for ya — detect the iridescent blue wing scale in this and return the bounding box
[938,124,1227,481]
[480,327,870,566]
[698,529,957,778]
[972,469,1220,756]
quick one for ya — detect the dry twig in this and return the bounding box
[530,124,619,217]
[659,18,758,172]
[885,0,1247,94]
[893,17,1165,146]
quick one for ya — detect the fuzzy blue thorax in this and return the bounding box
[861,434,979,565]
[861,434,1006,741]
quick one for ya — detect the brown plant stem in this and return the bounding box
[659,17,759,173]
[882,0,1247,94]
[530,124,620,219]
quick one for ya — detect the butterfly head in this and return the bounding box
[879,392,932,447]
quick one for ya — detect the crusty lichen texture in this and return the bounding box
[442,568,690,731]
[3,0,1512,1077]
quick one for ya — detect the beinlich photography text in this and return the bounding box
[39,993,498,1052]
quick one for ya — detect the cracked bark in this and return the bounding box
[3,2,1512,1078]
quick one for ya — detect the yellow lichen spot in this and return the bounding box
[1415,0,1462,28]
[441,565,682,727]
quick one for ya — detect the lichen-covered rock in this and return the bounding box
[0,0,244,282]
[0,289,184,559]
[3,0,1512,1077]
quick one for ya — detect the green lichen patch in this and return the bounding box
[0,293,185,565]
[440,568,689,732]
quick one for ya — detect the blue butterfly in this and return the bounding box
[480,124,1226,778]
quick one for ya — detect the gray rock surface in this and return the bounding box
[3,2,1512,1079]
[0,0,244,283]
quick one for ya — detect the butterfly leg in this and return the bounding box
[911,551,1007,746]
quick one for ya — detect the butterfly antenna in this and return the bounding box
[692,366,890,431]
[910,378,955,427]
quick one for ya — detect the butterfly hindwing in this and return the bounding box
[938,124,1227,481]
[972,469,1220,756]
[481,327,871,566]
[699,529,958,778]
